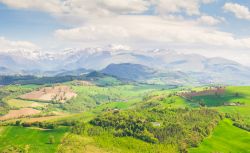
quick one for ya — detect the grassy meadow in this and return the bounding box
[0,82,249,153]
[189,119,250,153]
[189,86,250,123]
[0,126,68,153]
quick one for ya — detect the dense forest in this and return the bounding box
[90,107,221,152]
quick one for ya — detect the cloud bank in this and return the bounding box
[0,37,39,52]
[0,0,250,65]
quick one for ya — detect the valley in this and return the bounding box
[1,1,250,152]
[0,74,249,153]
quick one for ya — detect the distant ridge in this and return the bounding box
[1,48,250,85]
[101,63,156,81]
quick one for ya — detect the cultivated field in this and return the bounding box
[0,83,249,153]
[19,85,77,103]
[180,86,225,98]
[187,86,250,123]
[7,99,47,108]
[0,108,40,121]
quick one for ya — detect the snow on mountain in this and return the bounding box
[0,48,250,85]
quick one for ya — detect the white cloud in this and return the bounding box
[1,0,250,66]
[0,37,39,51]
[0,0,62,13]
[0,0,216,24]
[55,25,129,42]
[152,0,214,16]
[97,0,149,14]
[223,3,250,20]
[197,15,222,25]
[0,0,149,24]
[54,15,250,49]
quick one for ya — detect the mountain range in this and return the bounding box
[0,48,250,85]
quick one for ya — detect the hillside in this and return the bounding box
[1,49,250,85]
[0,82,249,153]
[101,63,156,81]
[1,1,250,153]
[189,119,250,153]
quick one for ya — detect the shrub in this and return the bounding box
[71,122,86,135]
[2,145,25,153]
[87,127,103,136]
[15,120,21,126]
[22,122,32,127]
[48,135,55,144]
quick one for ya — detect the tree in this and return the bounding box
[235,92,239,97]
[48,135,55,144]
[15,120,21,126]
[71,122,86,135]
[46,123,57,129]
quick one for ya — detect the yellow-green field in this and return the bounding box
[0,126,68,153]
[189,119,250,153]
[7,99,47,108]
[0,84,249,153]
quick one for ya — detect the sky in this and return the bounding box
[0,0,250,65]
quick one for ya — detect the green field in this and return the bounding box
[189,86,250,124]
[58,132,178,153]
[189,119,250,153]
[191,86,250,106]
[0,83,250,153]
[7,99,47,108]
[92,133,178,153]
[63,83,175,112]
[0,126,68,153]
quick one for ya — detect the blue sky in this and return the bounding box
[0,0,250,65]
[200,0,250,36]
[2,0,249,40]
[0,3,66,46]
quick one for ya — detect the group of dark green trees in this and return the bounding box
[90,106,221,152]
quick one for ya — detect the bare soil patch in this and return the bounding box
[180,87,225,98]
[19,85,77,103]
[0,108,41,121]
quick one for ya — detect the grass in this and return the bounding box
[1,84,250,153]
[58,132,178,153]
[0,84,41,105]
[93,133,178,153]
[189,119,250,153]
[160,96,189,108]
[189,86,250,123]
[63,84,171,112]
[7,99,47,108]
[57,133,109,153]
[190,86,250,106]
[92,101,133,113]
[0,126,68,153]
[216,86,250,123]
[49,111,96,124]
